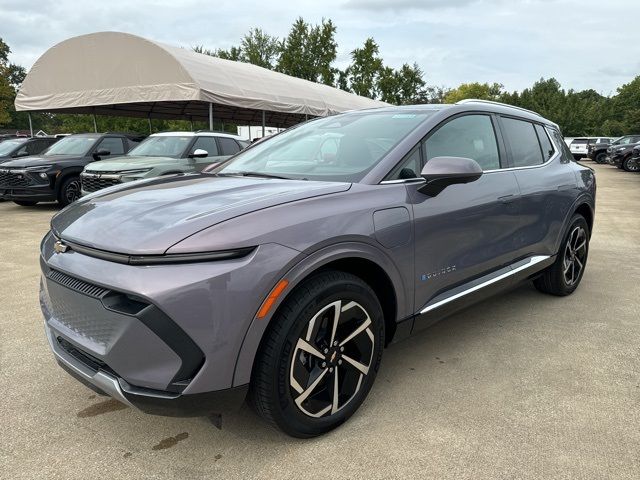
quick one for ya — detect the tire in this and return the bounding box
[622,156,640,172]
[534,214,589,296]
[13,200,38,207]
[249,270,385,438]
[594,152,607,164]
[57,175,81,207]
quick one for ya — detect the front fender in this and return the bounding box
[231,241,409,387]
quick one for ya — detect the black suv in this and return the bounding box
[0,133,142,207]
[0,137,59,163]
[605,137,640,171]
[588,135,640,164]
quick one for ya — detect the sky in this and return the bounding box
[1,0,638,95]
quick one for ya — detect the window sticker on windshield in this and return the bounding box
[392,114,416,119]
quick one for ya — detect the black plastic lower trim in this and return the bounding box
[123,384,249,417]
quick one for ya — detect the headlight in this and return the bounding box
[616,147,626,152]
[118,168,152,176]
[25,165,53,172]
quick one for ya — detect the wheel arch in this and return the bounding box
[232,242,409,387]
[574,202,594,237]
[54,167,83,195]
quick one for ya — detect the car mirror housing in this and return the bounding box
[189,149,208,158]
[418,156,483,196]
[93,149,110,160]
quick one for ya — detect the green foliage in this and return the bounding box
[444,82,504,103]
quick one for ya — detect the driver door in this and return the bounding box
[407,113,522,330]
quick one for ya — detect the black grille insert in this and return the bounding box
[81,174,121,193]
[47,269,109,298]
[0,170,33,187]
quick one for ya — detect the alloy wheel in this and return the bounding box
[65,179,81,203]
[289,300,374,418]
[563,226,587,286]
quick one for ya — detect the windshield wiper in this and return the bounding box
[220,171,292,180]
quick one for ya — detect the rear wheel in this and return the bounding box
[249,271,384,438]
[13,200,38,207]
[534,214,589,296]
[57,175,81,207]
[594,152,607,164]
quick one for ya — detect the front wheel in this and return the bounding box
[534,214,589,296]
[622,157,640,172]
[249,271,384,437]
[57,175,81,207]
[594,152,607,164]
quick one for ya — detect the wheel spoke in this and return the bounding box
[295,368,329,406]
[329,300,341,345]
[574,239,586,252]
[331,367,339,414]
[342,354,369,375]
[339,318,371,347]
[296,338,324,359]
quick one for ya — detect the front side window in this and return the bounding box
[44,135,100,156]
[96,137,125,155]
[191,137,219,157]
[218,110,434,182]
[501,117,544,167]
[218,137,241,156]
[424,114,500,171]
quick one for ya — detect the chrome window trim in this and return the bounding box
[419,255,551,314]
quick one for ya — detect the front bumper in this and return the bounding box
[0,170,56,201]
[1,184,56,201]
[39,231,300,414]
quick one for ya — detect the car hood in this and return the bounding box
[1,154,80,167]
[84,156,178,172]
[51,175,351,254]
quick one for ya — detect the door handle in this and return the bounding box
[498,194,515,204]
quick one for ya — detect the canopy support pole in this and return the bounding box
[209,103,213,130]
[262,110,266,137]
[28,113,33,137]
[92,114,98,133]
[148,116,152,134]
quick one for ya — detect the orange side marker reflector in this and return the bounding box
[257,279,289,319]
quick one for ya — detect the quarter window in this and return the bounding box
[424,114,500,171]
[385,145,422,180]
[534,124,555,160]
[501,117,544,167]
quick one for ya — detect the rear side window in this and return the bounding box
[191,137,220,156]
[424,114,500,171]
[534,124,555,160]
[218,137,241,156]
[501,117,544,167]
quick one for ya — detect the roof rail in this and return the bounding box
[455,99,542,117]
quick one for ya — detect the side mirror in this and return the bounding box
[93,149,110,160]
[189,148,208,158]
[418,156,483,196]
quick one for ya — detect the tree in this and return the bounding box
[443,82,504,103]
[345,38,383,98]
[0,37,27,127]
[276,18,338,85]
[240,28,280,69]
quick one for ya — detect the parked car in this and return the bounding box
[569,137,612,160]
[589,135,640,164]
[606,140,640,171]
[80,131,248,195]
[0,133,143,207]
[0,137,59,163]
[40,101,595,437]
[625,144,640,172]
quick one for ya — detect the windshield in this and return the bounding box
[45,135,100,156]
[0,139,27,155]
[217,110,434,182]
[127,136,192,158]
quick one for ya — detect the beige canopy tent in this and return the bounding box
[15,31,388,135]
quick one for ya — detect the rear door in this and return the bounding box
[409,113,522,324]
[500,117,577,258]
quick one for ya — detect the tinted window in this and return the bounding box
[97,137,125,155]
[386,145,422,180]
[44,135,100,156]
[550,129,573,163]
[218,137,241,155]
[501,117,544,167]
[191,137,219,156]
[571,139,588,145]
[535,124,555,160]
[424,114,500,171]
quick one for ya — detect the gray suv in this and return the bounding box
[40,100,595,437]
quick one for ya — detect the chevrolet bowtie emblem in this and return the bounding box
[53,240,69,254]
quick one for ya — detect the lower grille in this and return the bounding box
[0,170,33,187]
[81,174,121,193]
[57,336,117,376]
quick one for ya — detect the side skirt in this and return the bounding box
[412,255,554,334]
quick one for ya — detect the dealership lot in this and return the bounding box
[1,163,638,479]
